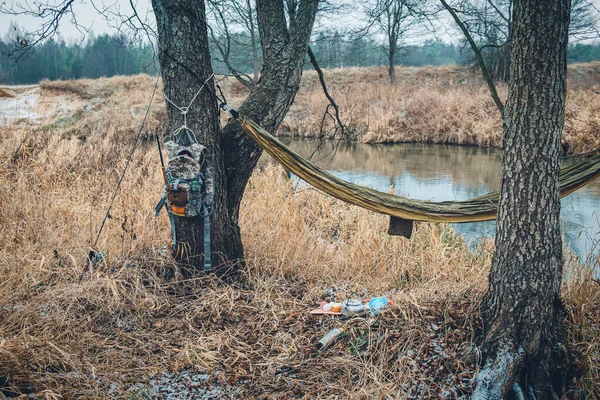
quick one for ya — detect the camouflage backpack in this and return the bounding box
[155,128,212,271]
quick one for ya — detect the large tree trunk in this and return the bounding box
[152,0,241,272]
[473,0,571,399]
[221,0,318,221]
[152,0,318,275]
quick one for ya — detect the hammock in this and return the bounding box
[237,116,600,236]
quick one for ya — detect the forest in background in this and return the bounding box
[2,29,600,85]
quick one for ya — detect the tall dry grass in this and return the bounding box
[231,63,599,154]
[0,72,598,398]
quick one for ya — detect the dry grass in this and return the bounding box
[0,89,16,98]
[0,71,599,398]
[241,63,600,154]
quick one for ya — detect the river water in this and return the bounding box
[266,139,600,261]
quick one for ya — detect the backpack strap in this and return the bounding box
[186,130,196,145]
[155,188,211,272]
[154,193,179,254]
[168,210,177,254]
[202,201,211,272]
[175,128,197,146]
[154,192,166,216]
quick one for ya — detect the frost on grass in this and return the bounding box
[0,88,40,125]
[107,368,237,400]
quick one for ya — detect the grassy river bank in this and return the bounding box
[0,71,598,397]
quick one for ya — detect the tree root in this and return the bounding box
[472,342,524,400]
[512,383,526,400]
[471,339,573,400]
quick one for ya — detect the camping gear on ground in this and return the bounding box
[368,297,389,315]
[317,328,345,349]
[310,298,391,316]
[311,302,341,315]
[342,299,367,317]
[310,301,343,315]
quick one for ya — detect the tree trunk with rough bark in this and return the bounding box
[473,0,571,398]
[221,0,318,221]
[152,0,318,275]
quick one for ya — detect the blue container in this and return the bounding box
[368,297,389,316]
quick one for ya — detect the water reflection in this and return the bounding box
[262,139,600,260]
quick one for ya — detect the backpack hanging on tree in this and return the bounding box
[155,128,212,271]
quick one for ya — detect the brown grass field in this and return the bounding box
[270,63,600,154]
[0,67,599,398]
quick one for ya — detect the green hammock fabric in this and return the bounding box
[239,117,600,223]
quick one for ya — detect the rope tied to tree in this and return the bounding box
[163,72,215,134]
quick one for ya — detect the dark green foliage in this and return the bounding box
[308,33,466,69]
[2,28,600,85]
[0,33,156,84]
[568,42,600,63]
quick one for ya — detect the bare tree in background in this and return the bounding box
[361,0,424,83]
[207,0,261,88]
[205,0,353,88]
[455,0,512,81]
[445,0,598,81]
[0,0,88,60]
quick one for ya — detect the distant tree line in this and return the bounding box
[568,42,600,62]
[0,32,156,84]
[308,34,467,69]
[1,28,600,85]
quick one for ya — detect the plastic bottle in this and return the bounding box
[317,328,344,349]
[368,297,389,315]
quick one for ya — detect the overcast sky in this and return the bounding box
[0,0,154,42]
[1,0,599,44]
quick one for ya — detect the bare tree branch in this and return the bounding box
[0,0,87,60]
[486,0,509,24]
[307,45,345,138]
[206,16,253,88]
[440,0,505,115]
[206,0,260,88]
